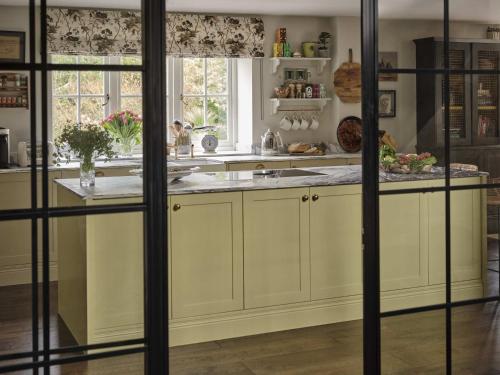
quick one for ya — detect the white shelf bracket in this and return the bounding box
[271,99,280,115]
[317,59,328,75]
[271,59,281,74]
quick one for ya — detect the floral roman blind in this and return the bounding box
[46,8,265,58]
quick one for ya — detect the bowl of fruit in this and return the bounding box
[379,145,437,174]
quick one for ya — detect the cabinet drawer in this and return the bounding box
[227,161,290,171]
[290,159,346,168]
[346,157,362,165]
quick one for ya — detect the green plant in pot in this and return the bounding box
[55,123,115,187]
[318,32,332,58]
[101,110,142,156]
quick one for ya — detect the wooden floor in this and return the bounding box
[1,239,500,374]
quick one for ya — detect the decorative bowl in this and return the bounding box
[274,86,290,99]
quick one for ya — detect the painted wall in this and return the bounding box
[332,16,490,153]
[0,6,41,162]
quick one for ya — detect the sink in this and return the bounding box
[252,169,326,178]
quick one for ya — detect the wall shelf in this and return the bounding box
[270,98,331,114]
[270,57,332,74]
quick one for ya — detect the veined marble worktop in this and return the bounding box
[54,165,486,200]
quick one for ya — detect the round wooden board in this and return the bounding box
[337,116,363,153]
[333,49,361,103]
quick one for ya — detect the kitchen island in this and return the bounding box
[55,166,487,347]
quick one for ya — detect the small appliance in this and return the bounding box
[0,128,10,168]
[17,141,55,167]
[260,129,278,156]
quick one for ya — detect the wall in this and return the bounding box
[0,6,41,162]
[250,15,335,148]
[332,16,490,153]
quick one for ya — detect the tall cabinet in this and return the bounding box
[415,37,500,178]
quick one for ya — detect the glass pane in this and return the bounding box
[183,96,204,127]
[122,55,142,66]
[183,58,204,95]
[51,54,77,65]
[80,70,104,95]
[52,70,77,96]
[207,58,227,94]
[207,97,228,140]
[52,97,77,139]
[121,97,143,117]
[80,97,104,124]
[79,55,105,65]
[121,72,142,96]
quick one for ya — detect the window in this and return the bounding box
[177,58,235,148]
[51,56,237,151]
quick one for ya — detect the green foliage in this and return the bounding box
[55,123,116,171]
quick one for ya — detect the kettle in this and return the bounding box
[261,129,278,155]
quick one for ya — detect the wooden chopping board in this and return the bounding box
[333,49,361,103]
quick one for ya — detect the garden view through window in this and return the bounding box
[51,56,234,150]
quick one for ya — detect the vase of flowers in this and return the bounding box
[55,123,115,187]
[101,111,142,157]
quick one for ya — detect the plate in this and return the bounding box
[337,116,362,153]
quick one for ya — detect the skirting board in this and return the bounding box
[0,263,57,286]
[169,281,483,347]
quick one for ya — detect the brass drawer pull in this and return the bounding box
[302,195,309,202]
[312,194,319,201]
[255,163,266,170]
[95,171,105,177]
[173,204,181,211]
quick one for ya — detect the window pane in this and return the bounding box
[52,97,77,139]
[207,58,228,94]
[51,54,77,64]
[121,72,142,96]
[183,58,204,95]
[183,96,204,127]
[52,70,77,95]
[80,70,104,95]
[122,56,141,66]
[207,97,228,140]
[121,97,143,117]
[80,97,104,124]
[79,55,105,65]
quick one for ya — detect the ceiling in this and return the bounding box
[2,0,500,22]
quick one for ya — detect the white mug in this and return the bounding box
[292,118,301,130]
[310,118,320,130]
[300,118,310,130]
[280,116,292,131]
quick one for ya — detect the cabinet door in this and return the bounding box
[170,192,243,318]
[380,192,428,291]
[243,188,310,308]
[428,185,482,284]
[227,161,290,171]
[472,43,500,145]
[310,185,362,300]
[290,159,346,168]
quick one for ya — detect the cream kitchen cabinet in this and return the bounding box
[310,185,363,300]
[243,188,311,308]
[428,177,484,287]
[170,192,243,318]
[0,171,60,286]
[226,161,290,171]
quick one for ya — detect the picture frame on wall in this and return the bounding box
[378,51,398,81]
[379,90,396,118]
[0,31,25,63]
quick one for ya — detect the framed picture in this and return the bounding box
[379,90,396,118]
[379,51,398,81]
[0,31,25,63]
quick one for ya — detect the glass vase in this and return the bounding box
[118,139,135,157]
[80,157,95,187]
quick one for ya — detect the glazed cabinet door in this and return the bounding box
[243,188,310,308]
[310,185,362,300]
[379,184,429,291]
[170,192,243,318]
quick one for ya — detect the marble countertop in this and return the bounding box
[0,159,142,174]
[208,153,361,163]
[54,165,486,200]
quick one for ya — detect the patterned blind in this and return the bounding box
[46,8,265,58]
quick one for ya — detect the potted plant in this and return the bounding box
[101,110,143,156]
[318,32,332,58]
[55,123,115,187]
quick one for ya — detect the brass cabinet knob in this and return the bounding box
[173,204,181,211]
[291,165,297,168]
[255,163,266,170]
[302,195,309,202]
[95,171,105,177]
[312,194,319,201]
